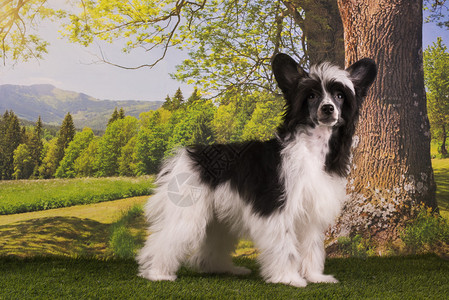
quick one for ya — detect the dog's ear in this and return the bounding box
[346,58,377,97]
[272,53,307,94]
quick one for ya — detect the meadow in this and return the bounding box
[0,176,154,215]
[0,160,448,298]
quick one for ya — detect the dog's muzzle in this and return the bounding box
[318,103,338,126]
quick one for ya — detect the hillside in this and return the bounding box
[0,84,163,130]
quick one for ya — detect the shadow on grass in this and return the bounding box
[0,217,111,258]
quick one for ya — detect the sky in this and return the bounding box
[0,8,448,102]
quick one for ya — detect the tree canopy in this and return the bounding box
[2,1,347,97]
[0,0,57,65]
[61,0,304,96]
[424,0,449,28]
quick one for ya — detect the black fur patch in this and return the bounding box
[325,84,359,177]
[187,139,285,216]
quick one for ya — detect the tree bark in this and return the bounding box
[284,0,345,66]
[332,0,437,247]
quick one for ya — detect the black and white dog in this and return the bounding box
[137,53,377,287]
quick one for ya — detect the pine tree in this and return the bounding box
[172,88,184,110]
[186,88,201,105]
[162,95,173,111]
[55,113,76,173]
[2,111,23,179]
[35,116,43,139]
[28,116,44,177]
[118,107,125,119]
[0,112,5,179]
[108,108,125,126]
[108,108,120,125]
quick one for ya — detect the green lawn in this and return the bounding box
[0,176,154,215]
[432,158,449,219]
[0,255,447,299]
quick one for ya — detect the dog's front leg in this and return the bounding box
[254,222,307,287]
[299,226,338,284]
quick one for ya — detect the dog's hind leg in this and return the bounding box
[187,218,251,276]
[137,181,213,281]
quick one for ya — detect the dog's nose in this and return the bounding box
[321,104,334,115]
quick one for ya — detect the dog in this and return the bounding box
[137,53,377,287]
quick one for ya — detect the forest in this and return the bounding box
[0,87,283,180]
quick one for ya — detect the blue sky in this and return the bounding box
[0,11,448,102]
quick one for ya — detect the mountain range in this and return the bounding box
[0,84,163,130]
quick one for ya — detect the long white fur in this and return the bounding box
[310,63,355,95]
[137,124,346,287]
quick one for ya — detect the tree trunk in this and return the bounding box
[442,124,447,156]
[284,0,345,66]
[332,0,437,248]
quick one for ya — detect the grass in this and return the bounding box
[0,176,154,215]
[109,205,147,258]
[0,255,447,299]
[432,158,449,219]
[0,197,148,258]
[0,196,148,226]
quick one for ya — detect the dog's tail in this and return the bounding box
[144,148,185,224]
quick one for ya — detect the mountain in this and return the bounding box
[0,84,163,130]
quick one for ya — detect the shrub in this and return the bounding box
[401,205,449,253]
[337,234,375,258]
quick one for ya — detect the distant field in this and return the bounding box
[0,177,154,215]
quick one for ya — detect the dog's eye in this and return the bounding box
[336,93,344,100]
[308,93,316,99]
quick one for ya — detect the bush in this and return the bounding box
[337,234,375,258]
[401,205,449,253]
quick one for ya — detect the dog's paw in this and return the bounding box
[306,273,339,284]
[266,274,308,288]
[139,271,177,282]
[228,266,252,276]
